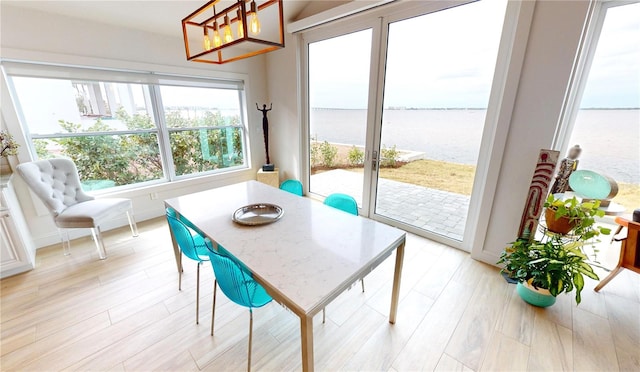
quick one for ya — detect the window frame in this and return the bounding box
[554,0,637,152]
[2,61,250,193]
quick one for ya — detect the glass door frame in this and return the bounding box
[300,17,384,215]
[300,0,533,251]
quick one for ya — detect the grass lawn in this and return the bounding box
[345,159,639,212]
[368,159,475,195]
[616,183,640,213]
[345,159,475,195]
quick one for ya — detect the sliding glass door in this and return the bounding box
[375,1,507,241]
[305,1,510,246]
[307,29,374,207]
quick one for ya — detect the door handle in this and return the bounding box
[372,150,378,171]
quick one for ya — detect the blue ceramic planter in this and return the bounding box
[516,282,556,307]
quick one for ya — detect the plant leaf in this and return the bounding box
[573,272,584,293]
[528,258,548,265]
[599,227,612,235]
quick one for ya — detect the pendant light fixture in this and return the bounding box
[203,27,212,51]
[182,0,284,64]
[248,0,261,35]
[236,8,245,38]
[223,13,234,43]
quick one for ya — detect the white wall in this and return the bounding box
[474,0,592,263]
[265,31,302,182]
[266,0,594,265]
[1,5,270,248]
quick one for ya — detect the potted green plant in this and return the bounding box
[498,237,600,306]
[544,194,610,238]
[499,194,610,307]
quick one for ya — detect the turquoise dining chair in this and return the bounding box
[166,210,211,324]
[323,193,363,322]
[324,193,359,216]
[206,243,272,372]
[280,179,303,196]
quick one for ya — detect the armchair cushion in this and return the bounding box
[17,158,93,216]
[55,198,132,229]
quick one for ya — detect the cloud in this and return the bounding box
[309,0,639,109]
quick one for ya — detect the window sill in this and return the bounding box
[92,166,256,200]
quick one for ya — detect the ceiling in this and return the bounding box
[2,0,318,38]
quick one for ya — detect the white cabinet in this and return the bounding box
[1,176,35,278]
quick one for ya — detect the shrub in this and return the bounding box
[381,145,399,167]
[348,146,364,166]
[320,141,338,167]
[43,106,242,187]
[33,139,52,159]
[310,135,321,167]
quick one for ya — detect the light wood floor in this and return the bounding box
[1,218,638,371]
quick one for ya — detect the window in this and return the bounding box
[564,2,639,212]
[159,85,244,177]
[4,64,248,191]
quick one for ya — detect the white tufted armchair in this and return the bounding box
[16,158,138,260]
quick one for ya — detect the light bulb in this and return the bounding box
[203,27,212,51]
[250,12,260,35]
[249,1,260,35]
[224,24,234,43]
[237,9,244,38]
[213,22,222,47]
[223,14,234,43]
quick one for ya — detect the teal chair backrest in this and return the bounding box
[166,207,178,218]
[280,179,303,196]
[206,248,272,309]
[324,193,358,216]
[166,211,210,262]
[166,207,201,231]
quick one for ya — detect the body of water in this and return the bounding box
[310,109,639,184]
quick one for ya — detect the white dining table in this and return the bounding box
[164,180,406,371]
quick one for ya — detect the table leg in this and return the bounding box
[389,240,405,324]
[300,315,314,372]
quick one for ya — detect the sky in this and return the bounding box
[159,85,240,110]
[579,2,640,109]
[309,1,640,109]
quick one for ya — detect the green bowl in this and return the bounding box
[516,282,556,307]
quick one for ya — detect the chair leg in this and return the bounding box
[180,250,184,273]
[594,267,624,292]
[178,251,183,291]
[58,228,71,256]
[211,280,217,336]
[361,279,365,293]
[91,227,107,260]
[247,310,253,372]
[126,209,139,237]
[610,225,624,244]
[196,262,201,324]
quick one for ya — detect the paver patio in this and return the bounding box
[310,169,470,241]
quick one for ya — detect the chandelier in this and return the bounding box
[182,0,284,64]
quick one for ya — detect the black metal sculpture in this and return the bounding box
[257,103,274,171]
